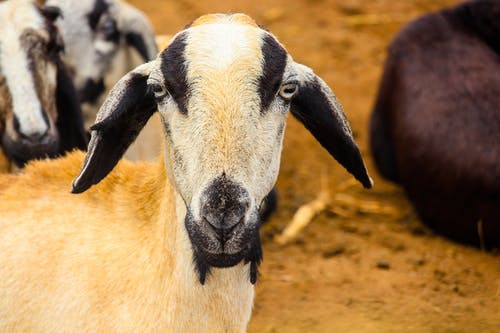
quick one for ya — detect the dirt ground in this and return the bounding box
[128,0,500,332]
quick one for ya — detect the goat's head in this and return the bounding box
[46,0,158,104]
[0,0,77,166]
[72,13,372,284]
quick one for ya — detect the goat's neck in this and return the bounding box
[147,153,254,332]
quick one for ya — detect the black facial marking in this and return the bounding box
[21,31,47,110]
[259,34,287,111]
[87,0,109,31]
[160,33,189,115]
[97,14,120,43]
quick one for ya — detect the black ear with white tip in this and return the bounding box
[290,63,373,189]
[72,62,157,193]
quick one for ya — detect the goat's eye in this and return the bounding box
[98,15,118,41]
[278,83,298,100]
[150,83,168,100]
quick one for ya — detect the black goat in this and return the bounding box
[370,0,500,248]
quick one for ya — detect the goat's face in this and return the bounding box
[73,14,373,284]
[46,0,158,105]
[150,19,292,274]
[0,1,66,166]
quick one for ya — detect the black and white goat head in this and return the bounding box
[72,14,372,283]
[46,0,158,116]
[0,0,87,167]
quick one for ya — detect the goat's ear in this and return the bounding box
[119,2,158,61]
[72,62,157,193]
[55,61,89,153]
[290,62,373,189]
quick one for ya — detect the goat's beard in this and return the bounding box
[184,210,262,285]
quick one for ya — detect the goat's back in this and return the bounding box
[0,152,175,331]
[370,5,500,247]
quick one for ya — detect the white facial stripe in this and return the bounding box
[182,23,264,184]
[187,24,260,70]
[183,22,264,118]
[0,0,49,137]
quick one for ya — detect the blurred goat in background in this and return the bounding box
[0,0,87,172]
[370,0,500,249]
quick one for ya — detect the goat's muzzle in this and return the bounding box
[2,115,59,167]
[185,175,262,284]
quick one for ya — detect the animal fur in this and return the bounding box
[370,0,500,248]
[0,13,371,331]
[0,0,87,170]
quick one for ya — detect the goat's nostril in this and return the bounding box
[202,212,245,243]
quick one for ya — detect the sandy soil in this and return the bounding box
[129,0,500,331]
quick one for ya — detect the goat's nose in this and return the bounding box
[200,176,251,242]
[13,111,50,144]
[202,204,247,231]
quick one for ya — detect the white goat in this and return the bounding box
[0,0,87,171]
[46,0,160,161]
[0,13,372,332]
[45,0,158,125]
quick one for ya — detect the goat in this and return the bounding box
[0,13,372,331]
[370,0,500,248]
[46,0,158,127]
[0,0,87,170]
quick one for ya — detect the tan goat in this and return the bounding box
[0,13,372,332]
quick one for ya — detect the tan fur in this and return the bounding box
[159,17,283,213]
[0,13,321,332]
[190,13,258,28]
[0,148,10,173]
[0,150,253,332]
